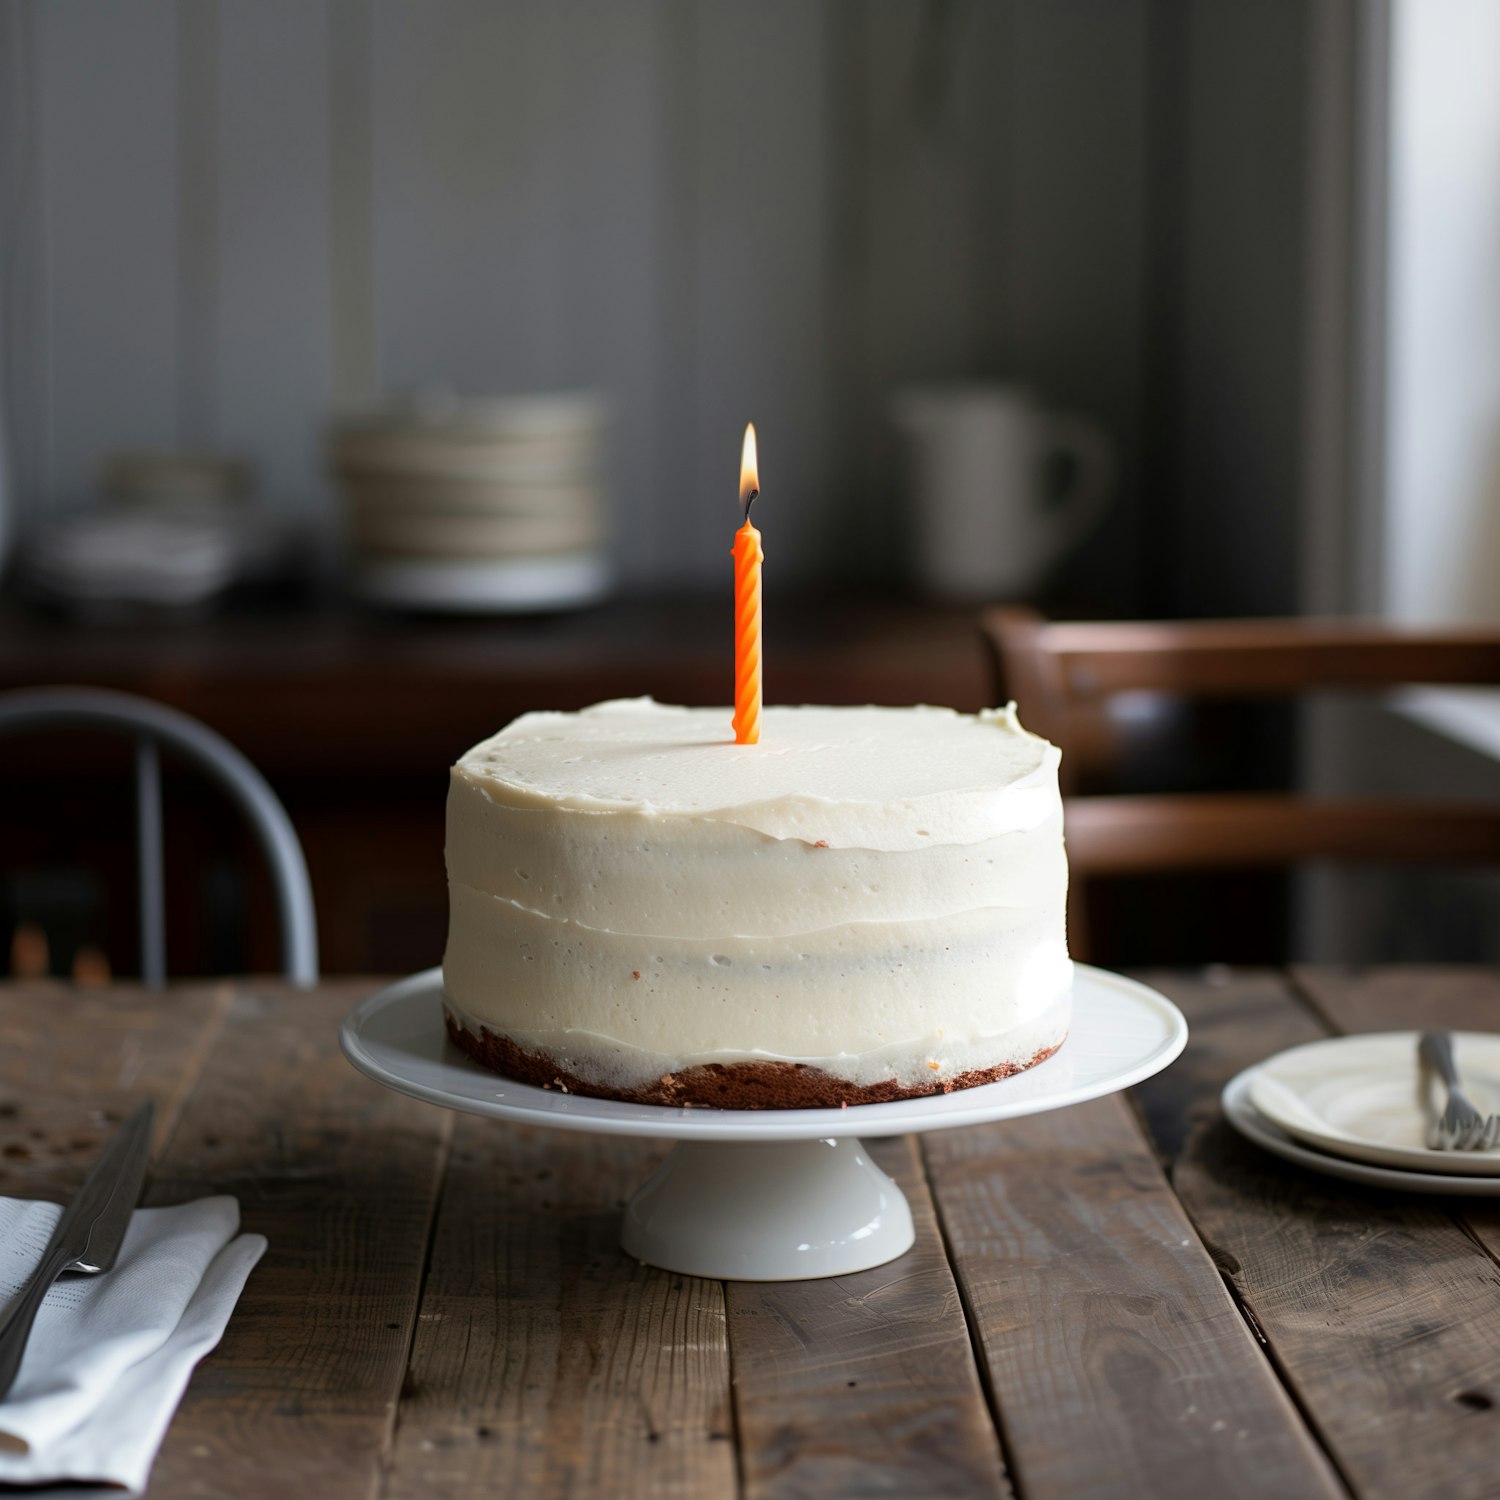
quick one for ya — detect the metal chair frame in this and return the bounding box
[0,686,318,985]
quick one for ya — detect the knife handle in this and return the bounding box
[1420,1030,1461,1091]
[0,1236,80,1400]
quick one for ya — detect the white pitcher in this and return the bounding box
[892,383,1114,601]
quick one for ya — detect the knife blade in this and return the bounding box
[0,1099,155,1399]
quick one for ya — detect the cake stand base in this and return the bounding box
[341,965,1188,1283]
[621,1137,914,1281]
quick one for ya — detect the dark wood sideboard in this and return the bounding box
[0,596,988,977]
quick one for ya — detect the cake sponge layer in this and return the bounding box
[444,995,1070,1107]
[445,880,1070,1078]
[447,791,1066,938]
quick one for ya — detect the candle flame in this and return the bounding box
[739,423,759,514]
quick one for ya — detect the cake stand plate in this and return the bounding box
[341,964,1186,1281]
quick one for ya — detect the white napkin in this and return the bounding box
[0,1195,266,1492]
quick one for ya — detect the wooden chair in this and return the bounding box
[982,607,1500,959]
[0,686,318,985]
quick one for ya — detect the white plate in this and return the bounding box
[1246,1032,1500,1176]
[1224,1068,1500,1197]
[339,963,1188,1143]
[357,553,610,612]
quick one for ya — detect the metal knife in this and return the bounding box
[0,1099,155,1399]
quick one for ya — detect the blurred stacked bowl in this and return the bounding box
[329,392,610,611]
[20,450,290,615]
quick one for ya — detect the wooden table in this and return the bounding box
[4,968,1500,1499]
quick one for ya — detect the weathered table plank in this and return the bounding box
[0,982,232,1199]
[1291,964,1500,1038]
[1130,969,1324,1164]
[9,970,1500,1500]
[923,1091,1341,1500]
[1137,969,1500,1500]
[143,983,452,1500]
[384,1114,735,1500]
[726,1136,1010,1500]
[1293,964,1500,1382]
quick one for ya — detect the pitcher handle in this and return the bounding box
[1043,413,1115,562]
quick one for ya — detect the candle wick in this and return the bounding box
[743,488,759,522]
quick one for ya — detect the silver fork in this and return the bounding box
[1419,1030,1500,1150]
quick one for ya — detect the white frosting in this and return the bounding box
[455,697,1059,849]
[443,699,1071,1089]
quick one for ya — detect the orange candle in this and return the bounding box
[732,422,763,745]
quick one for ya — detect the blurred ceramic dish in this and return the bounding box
[103,451,251,509]
[1246,1031,1500,1176]
[19,510,277,611]
[359,554,609,612]
[1223,1068,1500,1196]
[330,392,610,613]
[890,382,1113,601]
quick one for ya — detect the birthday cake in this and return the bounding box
[442,698,1071,1108]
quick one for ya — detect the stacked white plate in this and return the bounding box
[329,393,611,611]
[20,451,284,612]
[1224,1032,1500,1195]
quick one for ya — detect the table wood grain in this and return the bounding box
[2,969,1498,1499]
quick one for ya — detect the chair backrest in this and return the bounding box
[985,608,1500,787]
[981,608,1500,954]
[0,686,318,986]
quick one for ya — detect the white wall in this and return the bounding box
[0,0,1154,595]
[1300,0,1500,962]
[1384,0,1500,623]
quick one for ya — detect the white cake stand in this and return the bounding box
[341,965,1186,1281]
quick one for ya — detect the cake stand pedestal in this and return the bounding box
[623,1138,913,1279]
[341,965,1186,1282]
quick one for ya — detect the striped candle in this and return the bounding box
[732,423,763,746]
